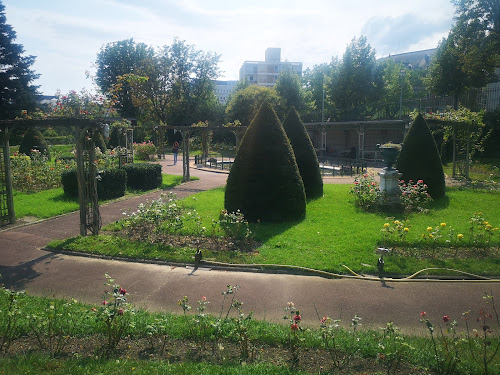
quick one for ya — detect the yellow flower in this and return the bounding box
[384,223,390,228]
[394,220,401,225]
[429,234,434,238]
[404,227,409,232]
[440,222,446,227]
[427,227,433,232]
[457,233,464,239]
[483,221,489,225]
[485,224,493,230]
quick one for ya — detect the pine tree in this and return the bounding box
[282,107,323,199]
[0,1,39,119]
[397,114,446,199]
[225,101,306,222]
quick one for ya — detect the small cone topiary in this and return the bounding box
[397,113,446,199]
[282,107,323,199]
[225,101,306,222]
[19,127,51,159]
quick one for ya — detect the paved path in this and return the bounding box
[1,156,498,335]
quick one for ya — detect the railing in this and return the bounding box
[318,157,368,177]
[194,152,235,171]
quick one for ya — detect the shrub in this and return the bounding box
[282,107,323,199]
[399,179,432,212]
[397,114,446,199]
[61,168,126,200]
[350,172,381,210]
[225,101,306,222]
[133,141,157,161]
[19,127,51,160]
[122,163,162,191]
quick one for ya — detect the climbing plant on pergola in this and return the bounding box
[0,118,115,236]
[421,108,484,179]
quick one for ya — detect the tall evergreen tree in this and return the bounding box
[282,107,323,199]
[0,1,39,119]
[225,102,306,222]
[397,114,446,199]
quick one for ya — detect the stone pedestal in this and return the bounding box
[379,168,401,196]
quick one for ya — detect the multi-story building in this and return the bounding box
[213,80,238,104]
[239,48,302,87]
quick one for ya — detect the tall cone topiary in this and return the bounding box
[225,101,306,222]
[397,113,446,199]
[282,107,323,199]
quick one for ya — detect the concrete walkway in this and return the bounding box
[1,156,498,334]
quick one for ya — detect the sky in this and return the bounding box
[3,0,455,96]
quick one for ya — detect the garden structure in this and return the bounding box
[0,118,115,236]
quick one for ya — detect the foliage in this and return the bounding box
[0,1,39,119]
[61,168,127,200]
[19,127,50,159]
[133,141,157,161]
[282,107,323,199]
[274,66,313,116]
[225,101,306,222]
[122,163,162,191]
[397,114,446,199]
[218,209,251,240]
[0,285,24,352]
[225,85,283,126]
[399,179,432,213]
[350,172,381,210]
[10,150,74,192]
[328,36,382,120]
[301,63,331,122]
[95,38,154,117]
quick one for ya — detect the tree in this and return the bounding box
[274,66,313,117]
[282,107,323,199]
[125,39,221,126]
[302,62,333,122]
[225,101,306,222]
[225,85,282,126]
[397,114,446,199]
[0,1,39,119]
[19,127,50,159]
[378,59,414,118]
[328,36,380,120]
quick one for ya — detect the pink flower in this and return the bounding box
[201,296,207,302]
[417,180,423,184]
[117,308,124,316]
[420,311,427,317]
[92,307,97,312]
[102,300,108,305]
[290,323,298,331]
[320,316,328,324]
[293,314,301,322]
[119,287,127,295]
[443,315,450,323]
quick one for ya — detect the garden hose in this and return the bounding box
[200,260,500,283]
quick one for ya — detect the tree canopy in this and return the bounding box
[0,0,39,119]
[274,66,313,116]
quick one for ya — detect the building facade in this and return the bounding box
[213,80,238,104]
[239,48,302,87]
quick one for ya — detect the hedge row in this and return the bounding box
[61,163,162,201]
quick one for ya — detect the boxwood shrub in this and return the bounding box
[61,168,127,200]
[122,163,162,190]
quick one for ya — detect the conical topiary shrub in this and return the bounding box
[225,101,306,222]
[19,127,51,159]
[282,107,323,199]
[397,113,446,199]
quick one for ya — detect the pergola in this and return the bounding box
[0,118,117,235]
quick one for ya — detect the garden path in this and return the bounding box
[0,155,498,335]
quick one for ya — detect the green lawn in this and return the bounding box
[48,185,500,277]
[12,174,190,220]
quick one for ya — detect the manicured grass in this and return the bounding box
[12,174,192,220]
[443,157,500,182]
[49,185,500,277]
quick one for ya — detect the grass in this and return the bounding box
[48,185,500,277]
[0,289,497,374]
[443,157,500,182]
[11,174,192,220]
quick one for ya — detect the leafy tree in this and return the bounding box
[302,62,334,122]
[95,38,154,117]
[328,36,380,120]
[125,39,221,126]
[225,85,282,126]
[282,107,323,199]
[378,59,414,118]
[0,0,39,119]
[19,127,50,159]
[225,101,306,222]
[397,114,446,199]
[274,66,313,117]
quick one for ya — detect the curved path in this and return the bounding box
[0,156,498,334]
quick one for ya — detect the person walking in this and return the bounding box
[172,141,180,164]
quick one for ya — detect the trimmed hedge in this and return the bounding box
[225,101,306,222]
[122,163,162,190]
[61,168,127,201]
[397,114,446,199]
[19,127,51,159]
[282,107,323,199]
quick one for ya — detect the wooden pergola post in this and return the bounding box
[181,130,191,182]
[0,127,15,224]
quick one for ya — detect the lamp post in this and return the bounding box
[399,69,406,119]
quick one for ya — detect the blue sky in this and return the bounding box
[4,0,455,96]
